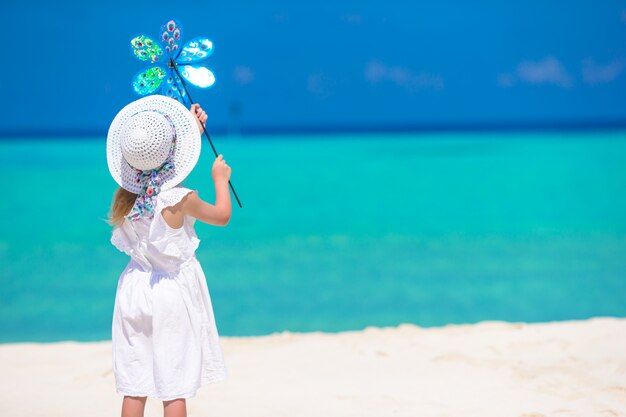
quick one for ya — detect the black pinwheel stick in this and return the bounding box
[169,58,243,208]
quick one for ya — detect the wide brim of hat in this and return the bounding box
[106,95,201,194]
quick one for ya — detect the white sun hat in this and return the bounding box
[106,95,201,193]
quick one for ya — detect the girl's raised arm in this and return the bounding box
[183,155,232,226]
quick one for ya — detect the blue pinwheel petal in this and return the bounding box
[177,37,214,63]
[161,69,188,104]
[180,65,216,89]
[130,35,164,63]
[159,19,183,60]
[131,65,167,95]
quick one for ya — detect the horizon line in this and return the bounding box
[1,118,626,139]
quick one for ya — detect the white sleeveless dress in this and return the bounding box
[110,185,228,401]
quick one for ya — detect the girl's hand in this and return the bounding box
[190,103,208,134]
[212,154,232,183]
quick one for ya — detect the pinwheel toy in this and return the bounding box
[129,19,242,208]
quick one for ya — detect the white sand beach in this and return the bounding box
[1,317,625,417]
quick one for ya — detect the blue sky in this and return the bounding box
[2,0,625,135]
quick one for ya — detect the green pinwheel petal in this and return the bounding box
[132,66,167,95]
[130,35,164,63]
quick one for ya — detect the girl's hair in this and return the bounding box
[108,187,138,227]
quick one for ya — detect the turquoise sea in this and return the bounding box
[1,131,625,343]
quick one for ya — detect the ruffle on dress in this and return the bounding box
[111,186,201,273]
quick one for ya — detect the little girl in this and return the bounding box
[105,95,232,417]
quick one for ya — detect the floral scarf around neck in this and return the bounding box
[126,114,177,222]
